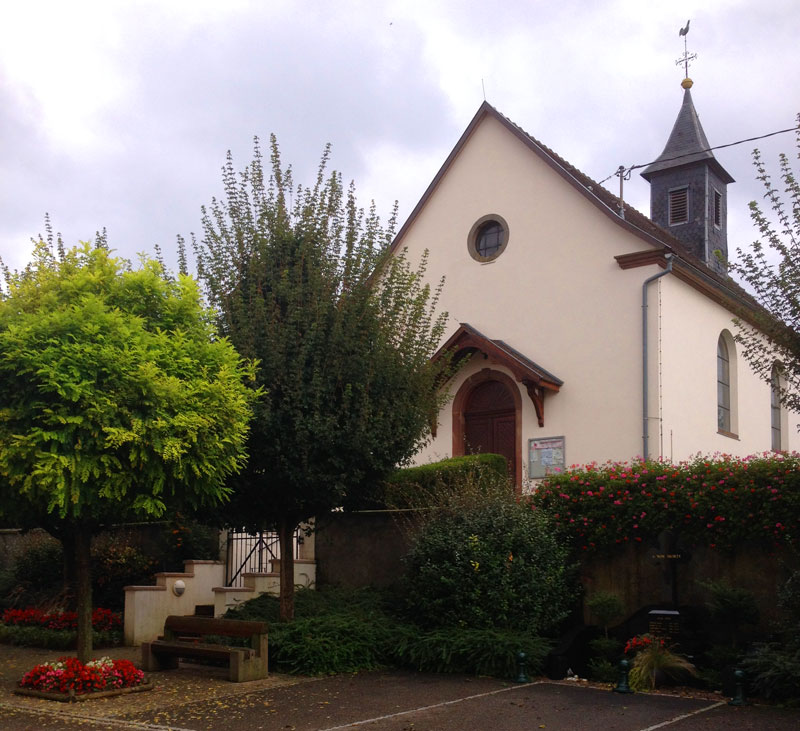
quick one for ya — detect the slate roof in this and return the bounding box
[640,87,734,183]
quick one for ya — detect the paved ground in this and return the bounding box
[1,645,798,730]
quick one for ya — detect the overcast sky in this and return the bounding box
[2,0,798,276]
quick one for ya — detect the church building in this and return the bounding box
[390,79,799,487]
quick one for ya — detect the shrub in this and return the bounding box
[226,587,398,675]
[382,454,509,510]
[155,516,220,572]
[91,536,157,611]
[392,627,551,677]
[401,494,576,633]
[269,614,395,675]
[742,642,800,704]
[0,625,122,650]
[741,568,800,703]
[698,579,759,648]
[586,591,624,638]
[587,657,617,683]
[8,538,64,608]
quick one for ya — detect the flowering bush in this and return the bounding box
[19,656,144,695]
[530,452,800,553]
[624,634,664,656]
[2,607,121,632]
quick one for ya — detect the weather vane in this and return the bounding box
[675,20,697,79]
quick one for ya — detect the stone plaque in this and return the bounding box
[648,609,680,642]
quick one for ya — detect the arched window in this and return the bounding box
[717,335,731,432]
[771,364,783,451]
[716,331,739,437]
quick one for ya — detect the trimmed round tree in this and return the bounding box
[0,242,255,661]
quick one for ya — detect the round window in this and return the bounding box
[468,215,509,262]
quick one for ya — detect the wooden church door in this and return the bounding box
[463,380,517,477]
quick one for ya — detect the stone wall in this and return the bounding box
[314,512,792,632]
[314,511,416,589]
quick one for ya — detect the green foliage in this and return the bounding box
[269,614,395,675]
[154,516,219,572]
[729,123,800,420]
[0,624,121,649]
[587,657,618,683]
[742,642,800,704]
[8,538,64,608]
[402,493,576,633]
[742,568,800,703]
[382,454,509,509]
[698,579,759,647]
[191,136,450,535]
[91,535,156,612]
[586,592,624,638]
[589,636,622,663]
[226,586,549,678]
[531,453,800,554]
[777,567,800,622]
[192,136,453,619]
[393,627,550,677]
[0,242,256,526]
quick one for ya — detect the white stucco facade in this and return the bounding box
[391,103,798,482]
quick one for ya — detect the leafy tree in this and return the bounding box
[0,242,255,660]
[191,136,450,621]
[730,121,800,420]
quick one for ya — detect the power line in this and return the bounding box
[597,124,799,186]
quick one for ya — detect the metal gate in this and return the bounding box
[225,528,301,587]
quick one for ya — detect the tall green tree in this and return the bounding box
[0,242,255,661]
[191,137,450,620]
[730,121,800,420]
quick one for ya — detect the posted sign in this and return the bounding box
[528,436,566,478]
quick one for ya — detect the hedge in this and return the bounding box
[530,452,800,554]
[382,453,509,509]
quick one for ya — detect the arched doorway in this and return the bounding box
[453,370,521,486]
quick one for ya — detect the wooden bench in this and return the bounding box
[141,615,268,682]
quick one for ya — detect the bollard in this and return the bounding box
[728,668,747,706]
[515,651,529,683]
[612,658,633,694]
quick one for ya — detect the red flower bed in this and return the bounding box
[19,656,144,695]
[2,607,121,632]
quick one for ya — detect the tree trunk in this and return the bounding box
[60,531,77,611]
[278,516,296,622]
[73,528,94,663]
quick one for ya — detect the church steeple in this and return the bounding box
[641,79,734,273]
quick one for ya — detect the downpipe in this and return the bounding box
[642,253,674,459]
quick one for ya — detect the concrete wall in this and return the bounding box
[124,560,225,646]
